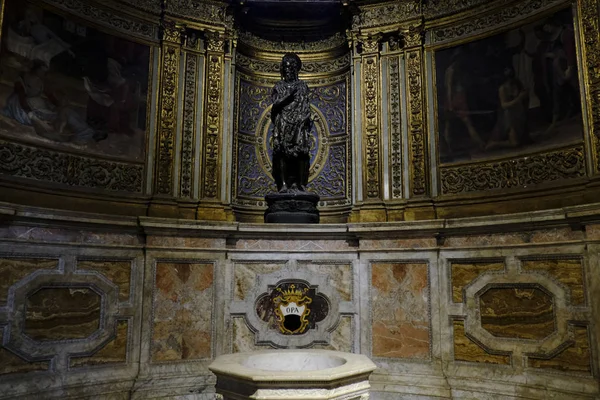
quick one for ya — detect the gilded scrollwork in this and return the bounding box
[362,54,381,199]
[236,53,351,76]
[156,45,180,195]
[238,31,347,53]
[423,0,512,18]
[440,146,585,194]
[388,55,402,199]
[166,0,228,26]
[202,42,224,199]
[0,141,143,193]
[579,0,600,172]
[352,1,421,30]
[430,0,564,44]
[42,0,158,41]
[406,48,427,196]
[180,54,198,198]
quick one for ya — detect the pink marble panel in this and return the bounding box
[152,262,214,362]
[371,263,430,359]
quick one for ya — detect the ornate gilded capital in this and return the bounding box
[402,23,424,49]
[357,33,382,54]
[205,30,226,53]
[161,20,185,45]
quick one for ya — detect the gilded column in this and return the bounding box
[149,20,183,217]
[403,23,434,220]
[353,33,387,222]
[197,30,232,221]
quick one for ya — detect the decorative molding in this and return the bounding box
[238,31,347,53]
[423,0,511,18]
[0,141,143,193]
[405,27,427,197]
[42,0,158,41]
[430,0,565,44]
[236,53,351,76]
[352,1,421,30]
[202,33,225,199]
[388,55,402,199]
[166,0,229,26]
[155,44,180,195]
[180,53,198,198]
[579,0,600,172]
[440,146,586,194]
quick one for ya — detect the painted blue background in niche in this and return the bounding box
[235,77,349,203]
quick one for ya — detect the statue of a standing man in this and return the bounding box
[270,53,312,193]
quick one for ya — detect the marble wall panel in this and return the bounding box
[313,316,353,352]
[0,227,141,246]
[78,260,132,303]
[232,317,262,353]
[452,320,511,365]
[0,327,48,375]
[233,262,284,301]
[0,258,58,305]
[360,238,437,250]
[479,286,555,340]
[528,325,592,374]
[146,236,226,249]
[24,287,102,341]
[151,262,214,362]
[451,261,504,303]
[585,224,600,240]
[234,239,352,251]
[70,320,129,368]
[298,261,353,301]
[521,258,585,305]
[371,262,430,359]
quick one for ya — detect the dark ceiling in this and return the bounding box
[233,1,353,42]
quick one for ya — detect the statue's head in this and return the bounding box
[281,53,301,82]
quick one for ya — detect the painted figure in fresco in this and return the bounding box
[84,58,138,139]
[1,59,95,142]
[486,67,532,150]
[270,53,312,192]
[442,49,486,153]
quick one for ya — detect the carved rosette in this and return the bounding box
[440,146,585,194]
[155,23,183,195]
[403,25,427,197]
[388,55,402,199]
[180,53,199,198]
[202,32,225,199]
[359,34,383,200]
[579,0,600,172]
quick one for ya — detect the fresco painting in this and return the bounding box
[0,2,150,162]
[436,8,583,164]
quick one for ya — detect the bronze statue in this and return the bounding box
[270,53,312,192]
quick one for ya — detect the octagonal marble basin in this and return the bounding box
[209,350,377,400]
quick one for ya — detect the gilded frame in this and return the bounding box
[0,0,159,194]
[427,0,597,197]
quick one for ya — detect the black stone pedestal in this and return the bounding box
[264,192,320,223]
